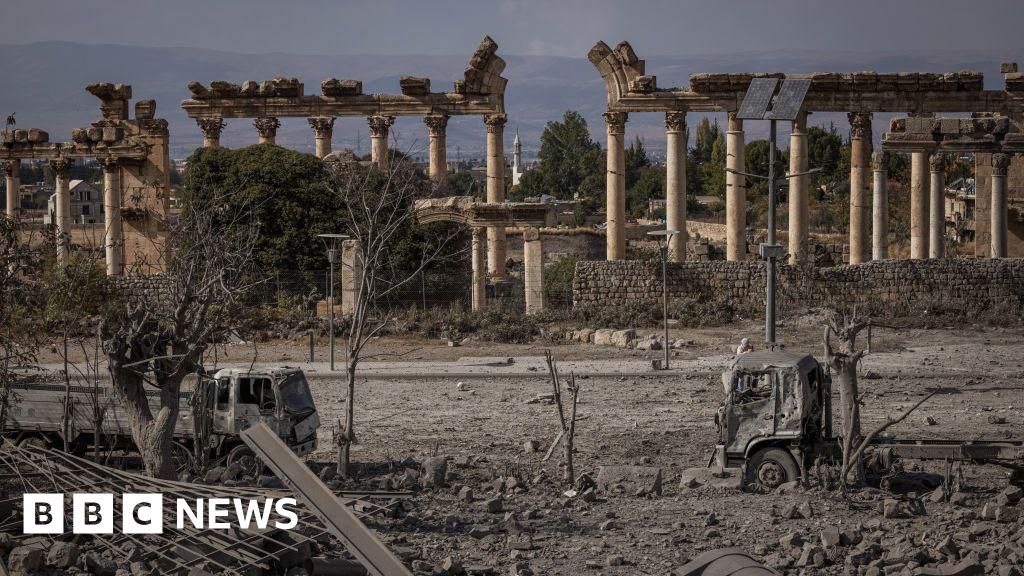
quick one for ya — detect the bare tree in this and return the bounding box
[101,190,261,478]
[544,350,580,485]
[327,151,460,478]
[823,311,869,486]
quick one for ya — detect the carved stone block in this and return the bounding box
[400,76,431,96]
[321,78,363,97]
[134,100,156,120]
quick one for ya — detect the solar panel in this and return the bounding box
[737,78,778,120]
[766,79,811,121]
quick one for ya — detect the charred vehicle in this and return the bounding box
[5,366,319,473]
[714,350,1024,489]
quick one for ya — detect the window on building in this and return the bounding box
[81,205,90,215]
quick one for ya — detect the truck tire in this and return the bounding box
[171,442,194,476]
[226,445,262,478]
[747,447,799,490]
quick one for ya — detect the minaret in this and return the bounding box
[512,127,523,186]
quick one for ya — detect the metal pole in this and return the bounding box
[328,259,335,371]
[662,242,670,370]
[766,120,777,347]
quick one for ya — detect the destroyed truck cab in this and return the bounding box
[206,367,320,464]
[714,350,835,489]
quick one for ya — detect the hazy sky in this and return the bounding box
[3,0,1024,57]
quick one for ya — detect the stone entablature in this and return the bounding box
[181,36,506,120]
[412,196,554,228]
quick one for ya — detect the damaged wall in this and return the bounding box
[573,259,1024,319]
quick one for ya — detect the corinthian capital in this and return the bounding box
[2,159,19,177]
[928,152,946,172]
[308,117,336,137]
[196,117,225,139]
[992,153,1012,175]
[483,113,508,133]
[847,112,873,139]
[98,157,120,172]
[603,111,628,135]
[367,115,395,137]
[423,114,449,138]
[872,150,889,169]
[665,111,686,133]
[253,117,280,139]
[49,157,72,177]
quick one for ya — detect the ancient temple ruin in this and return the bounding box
[589,41,1024,262]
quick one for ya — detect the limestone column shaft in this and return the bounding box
[424,114,449,190]
[484,113,508,279]
[197,117,225,148]
[523,227,544,314]
[929,153,946,258]
[665,112,687,261]
[725,112,746,261]
[872,151,890,260]
[51,158,72,265]
[100,159,123,276]
[604,112,628,261]
[909,151,930,259]
[991,153,1010,258]
[3,160,20,219]
[254,117,280,145]
[309,117,335,159]
[471,227,486,311]
[367,115,395,169]
[788,111,809,264]
[340,240,363,315]
[848,112,872,265]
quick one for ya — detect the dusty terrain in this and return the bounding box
[282,316,1024,575]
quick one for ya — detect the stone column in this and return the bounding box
[665,111,687,261]
[523,227,544,314]
[51,158,72,265]
[471,227,486,311]
[484,113,508,280]
[367,115,395,169]
[929,153,946,258]
[604,112,628,260]
[100,158,123,276]
[991,153,1010,258]
[909,150,930,259]
[788,111,809,264]
[309,117,335,159]
[725,112,746,261]
[196,117,225,148]
[254,117,280,145]
[424,114,449,190]
[340,239,363,315]
[848,112,872,265]
[872,151,890,260]
[3,159,20,219]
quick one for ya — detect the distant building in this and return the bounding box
[511,128,525,186]
[45,180,104,225]
[944,177,975,243]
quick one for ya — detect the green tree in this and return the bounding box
[515,111,602,200]
[628,168,663,218]
[806,124,845,193]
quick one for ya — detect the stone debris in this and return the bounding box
[595,465,663,496]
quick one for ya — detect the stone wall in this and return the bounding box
[573,259,1024,318]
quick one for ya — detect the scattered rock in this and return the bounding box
[45,541,79,569]
[595,465,663,496]
[458,486,475,502]
[8,547,42,574]
[422,457,448,488]
[820,526,841,548]
[523,440,539,453]
[599,519,618,531]
[485,497,503,513]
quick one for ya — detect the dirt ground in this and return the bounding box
[282,315,1024,575]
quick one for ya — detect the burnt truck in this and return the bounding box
[714,350,1024,489]
[4,366,319,473]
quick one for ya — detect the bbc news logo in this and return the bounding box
[23,494,299,534]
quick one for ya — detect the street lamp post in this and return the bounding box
[318,234,349,371]
[647,229,678,370]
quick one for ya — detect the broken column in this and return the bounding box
[309,117,335,159]
[471,227,486,311]
[604,112,628,261]
[929,153,946,258]
[100,158,123,276]
[991,153,1010,258]
[3,159,19,219]
[340,239,363,315]
[910,150,930,259]
[522,227,544,314]
[51,158,72,264]
[367,115,395,169]
[726,111,746,261]
[424,114,449,191]
[872,151,889,260]
[254,117,280,145]
[788,111,809,264]
[665,111,687,261]
[484,113,508,280]
[848,112,872,265]
[196,117,225,148]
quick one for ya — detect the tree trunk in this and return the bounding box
[338,360,357,478]
[108,347,180,480]
[832,357,864,485]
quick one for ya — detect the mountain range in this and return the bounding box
[0,42,1018,159]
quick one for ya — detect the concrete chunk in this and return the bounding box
[595,465,662,496]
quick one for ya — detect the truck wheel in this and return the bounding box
[747,448,800,490]
[171,442,194,476]
[226,445,262,478]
